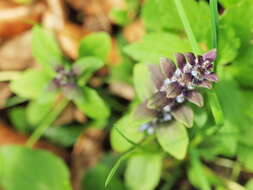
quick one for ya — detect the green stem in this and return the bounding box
[0,71,21,82]
[174,0,200,54]
[26,98,69,147]
[210,0,219,50]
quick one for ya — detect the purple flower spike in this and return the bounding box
[136,50,218,133]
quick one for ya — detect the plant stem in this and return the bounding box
[210,0,219,71]
[210,0,219,50]
[26,98,69,147]
[174,0,200,54]
[0,71,21,82]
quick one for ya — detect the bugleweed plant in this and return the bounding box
[107,0,253,190]
[10,26,110,146]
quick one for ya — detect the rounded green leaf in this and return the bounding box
[133,64,155,101]
[125,153,162,190]
[82,163,125,190]
[0,146,72,190]
[73,56,104,86]
[156,122,189,160]
[10,69,51,99]
[74,87,110,120]
[32,25,63,72]
[110,114,144,152]
[79,32,111,61]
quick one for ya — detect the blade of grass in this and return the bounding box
[26,98,69,147]
[210,0,219,52]
[105,146,136,187]
[174,0,200,54]
[208,0,224,126]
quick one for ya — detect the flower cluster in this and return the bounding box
[48,65,79,99]
[136,49,218,134]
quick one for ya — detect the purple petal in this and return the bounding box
[184,52,196,65]
[171,105,194,128]
[160,57,176,78]
[147,91,171,110]
[203,49,217,62]
[176,53,186,70]
[166,82,183,98]
[186,90,204,107]
[134,101,157,120]
[148,64,165,90]
[198,80,212,89]
[204,73,218,82]
[181,73,193,85]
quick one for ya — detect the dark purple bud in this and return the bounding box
[148,64,165,90]
[160,57,176,78]
[184,52,196,65]
[197,55,204,65]
[176,53,186,70]
[186,90,203,107]
[203,49,217,62]
[166,82,183,98]
[171,105,194,127]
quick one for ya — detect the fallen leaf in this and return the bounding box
[0,31,35,71]
[71,129,105,190]
[123,19,145,43]
[109,81,134,100]
[57,23,89,60]
[0,2,45,38]
[0,83,11,109]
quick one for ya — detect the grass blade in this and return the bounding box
[174,0,200,54]
[105,147,135,187]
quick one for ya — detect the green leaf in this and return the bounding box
[82,163,125,190]
[188,150,212,190]
[133,63,155,101]
[32,25,63,72]
[124,32,191,62]
[246,179,253,190]
[74,87,110,120]
[44,125,84,147]
[74,56,104,86]
[26,93,56,126]
[238,145,253,172]
[79,32,111,61]
[219,0,242,8]
[141,0,210,41]
[207,91,224,126]
[0,146,72,190]
[109,9,130,26]
[8,107,30,133]
[110,114,144,152]
[216,26,241,65]
[156,122,189,160]
[10,69,51,99]
[125,153,162,190]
